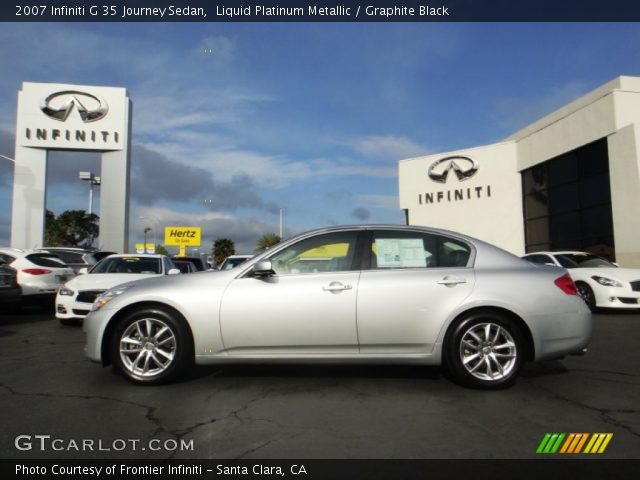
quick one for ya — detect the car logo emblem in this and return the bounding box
[40,90,108,123]
[427,156,479,183]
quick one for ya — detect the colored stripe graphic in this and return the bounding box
[537,433,565,454]
[584,433,614,454]
[537,433,613,454]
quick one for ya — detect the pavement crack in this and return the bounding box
[525,381,640,439]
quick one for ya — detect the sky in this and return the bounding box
[1,22,640,253]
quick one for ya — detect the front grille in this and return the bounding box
[630,280,640,292]
[76,290,105,304]
[72,309,90,316]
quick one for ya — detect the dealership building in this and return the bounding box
[399,76,640,268]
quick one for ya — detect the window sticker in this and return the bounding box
[375,238,426,268]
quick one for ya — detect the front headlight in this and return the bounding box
[91,284,134,311]
[58,286,75,296]
[591,275,623,288]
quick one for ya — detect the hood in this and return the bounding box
[64,273,162,292]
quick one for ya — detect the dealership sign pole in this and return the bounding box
[12,82,132,252]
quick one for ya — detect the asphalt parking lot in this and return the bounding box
[0,307,638,460]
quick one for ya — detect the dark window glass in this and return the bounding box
[581,205,613,238]
[526,218,549,246]
[522,164,548,195]
[548,153,578,187]
[524,192,549,219]
[549,184,579,215]
[522,138,614,259]
[579,174,610,208]
[25,254,68,268]
[549,212,580,246]
[579,140,609,177]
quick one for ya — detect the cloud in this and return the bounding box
[348,134,430,161]
[351,207,371,221]
[130,144,279,213]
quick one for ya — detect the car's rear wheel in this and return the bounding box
[110,307,192,384]
[575,282,596,312]
[445,312,525,389]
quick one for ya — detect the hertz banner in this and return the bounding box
[164,226,201,247]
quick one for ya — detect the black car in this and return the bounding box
[170,256,207,271]
[0,261,21,311]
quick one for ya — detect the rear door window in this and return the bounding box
[370,230,471,269]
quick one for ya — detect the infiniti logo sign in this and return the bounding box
[428,155,479,183]
[40,90,108,123]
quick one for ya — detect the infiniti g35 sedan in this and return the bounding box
[84,225,592,389]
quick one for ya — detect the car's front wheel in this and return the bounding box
[110,307,193,384]
[445,312,525,389]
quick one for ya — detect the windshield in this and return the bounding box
[554,253,616,269]
[90,256,161,274]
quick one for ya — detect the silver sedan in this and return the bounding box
[84,225,592,389]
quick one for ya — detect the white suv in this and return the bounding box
[0,248,75,307]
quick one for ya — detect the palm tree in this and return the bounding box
[212,238,236,266]
[255,233,281,253]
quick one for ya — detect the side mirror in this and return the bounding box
[252,260,275,277]
[78,267,89,275]
[167,268,181,275]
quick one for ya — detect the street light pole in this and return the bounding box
[143,227,152,253]
[279,208,283,238]
[79,171,101,215]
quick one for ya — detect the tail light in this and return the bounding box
[554,273,578,295]
[22,268,52,275]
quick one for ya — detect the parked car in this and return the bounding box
[84,225,591,389]
[170,256,207,271]
[172,260,197,274]
[37,247,116,274]
[56,254,180,325]
[522,251,640,311]
[0,248,74,308]
[218,254,253,270]
[0,260,21,311]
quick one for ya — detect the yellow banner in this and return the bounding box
[164,226,201,246]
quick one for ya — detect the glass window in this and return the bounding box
[524,192,549,219]
[91,256,161,274]
[269,231,359,275]
[370,230,470,269]
[522,138,615,259]
[524,254,553,265]
[25,253,68,268]
[548,153,578,187]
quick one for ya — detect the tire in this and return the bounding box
[110,307,193,385]
[575,282,596,312]
[444,311,525,389]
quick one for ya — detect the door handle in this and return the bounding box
[322,282,352,292]
[437,276,467,286]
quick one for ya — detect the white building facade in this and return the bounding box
[399,76,640,267]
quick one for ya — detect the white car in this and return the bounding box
[522,251,640,311]
[0,248,74,307]
[56,254,180,325]
[218,255,253,270]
